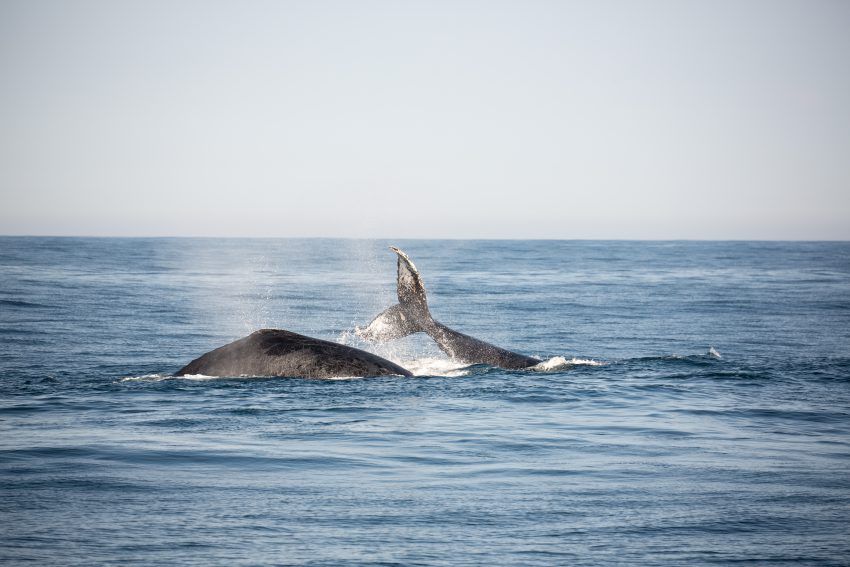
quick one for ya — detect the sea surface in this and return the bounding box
[1,238,849,566]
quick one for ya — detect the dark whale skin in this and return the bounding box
[176,329,412,378]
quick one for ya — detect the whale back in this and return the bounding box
[176,329,412,378]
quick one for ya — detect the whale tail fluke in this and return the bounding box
[358,247,541,369]
[390,246,432,323]
[356,247,434,342]
[356,303,422,342]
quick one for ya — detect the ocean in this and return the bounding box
[1,237,849,565]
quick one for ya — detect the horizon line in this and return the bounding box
[1,233,848,243]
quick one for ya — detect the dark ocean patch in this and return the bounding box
[0,299,51,309]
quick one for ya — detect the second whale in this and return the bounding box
[357,247,541,370]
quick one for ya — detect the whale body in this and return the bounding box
[358,247,541,370]
[176,328,412,378]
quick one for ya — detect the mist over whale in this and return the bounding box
[176,246,547,378]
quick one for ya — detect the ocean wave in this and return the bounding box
[0,299,50,309]
[626,352,723,366]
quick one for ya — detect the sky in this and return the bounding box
[1,0,848,239]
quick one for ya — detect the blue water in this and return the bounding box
[1,238,849,565]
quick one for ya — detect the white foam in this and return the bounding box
[175,373,227,381]
[532,356,606,371]
[402,357,470,377]
[119,373,172,382]
[708,346,722,359]
[119,373,235,382]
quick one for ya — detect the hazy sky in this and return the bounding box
[1,0,848,238]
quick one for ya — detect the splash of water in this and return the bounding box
[532,356,606,371]
[400,357,470,377]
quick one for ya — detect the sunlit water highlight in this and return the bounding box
[1,238,849,565]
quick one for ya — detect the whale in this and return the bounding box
[176,328,412,378]
[357,247,541,370]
